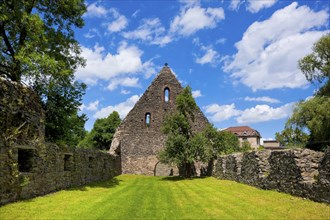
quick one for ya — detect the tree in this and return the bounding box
[298,34,330,96]
[278,35,330,151]
[241,140,252,152]
[275,126,309,148]
[281,97,330,151]
[79,111,121,150]
[202,124,240,157]
[0,1,87,145]
[158,86,210,178]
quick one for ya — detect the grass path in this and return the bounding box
[0,175,329,219]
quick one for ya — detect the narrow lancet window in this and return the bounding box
[145,113,151,127]
[164,88,170,102]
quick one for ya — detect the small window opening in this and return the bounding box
[145,113,151,127]
[18,149,34,172]
[242,137,248,141]
[88,156,94,168]
[164,88,170,102]
[103,159,107,169]
[64,154,72,171]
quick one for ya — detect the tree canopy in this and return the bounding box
[298,34,330,96]
[278,35,330,151]
[0,1,88,146]
[158,86,210,178]
[79,111,121,150]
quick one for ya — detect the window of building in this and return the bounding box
[64,154,72,171]
[88,156,94,168]
[164,87,170,102]
[145,113,151,127]
[18,149,34,172]
[242,137,248,141]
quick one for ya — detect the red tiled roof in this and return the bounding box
[225,126,261,138]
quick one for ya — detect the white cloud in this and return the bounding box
[224,2,329,91]
[93,95,140,119]
[247,0,278,13]
[244,96,280,103]
[170,6,225,36]
[76,42,156,85]
[85,3,108,18]
[204,103,241,122]
[107,15,128,32]
[107,77,140,91]
[195,47,220,66]
[204,102,294,124]
[80,100,99,112]
[229,0,277,13]
[237,103,294,124]
[121,89,131,95]
[84,28,101,39]
[229,0,242,11]
[122,18,172,46]
[192,90,202,98]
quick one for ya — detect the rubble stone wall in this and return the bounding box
[213,148,330,203]
[0,78,121,206]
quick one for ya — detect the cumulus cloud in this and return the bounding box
[244,96,280,103]
[80,100,99,112]
[224,2,329,91]
[247,0,278,13]
[76,42,156,85]
[192,90,202,98]
[195,47,220,66]
[107,77,140,91]
[204,103,241,122]
[106,8,128,33]
[170,5,225,36]
[93,95,140,119]
[237,103,294,124]
[229,0,277,13]
[85,2,108,18]
[122,18,172,46]
[204,102,294,123]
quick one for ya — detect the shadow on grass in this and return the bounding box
[160,176,209,182]
[66,177,122,191]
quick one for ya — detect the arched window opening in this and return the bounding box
[164,87,170,103]
[145,113,151,127]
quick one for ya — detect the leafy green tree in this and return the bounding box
[158,86,210,178]
[202,124,240,156]
[298,34,330,96]
[283,97,330,151]
[79,111,121,150]
[241,140,252,152]
[275,126,309,148]
[0,1,87,145]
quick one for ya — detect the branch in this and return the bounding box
[0,22,16,59]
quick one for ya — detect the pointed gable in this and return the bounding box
[110,65,209,175]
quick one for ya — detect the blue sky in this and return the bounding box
[75,0,329,141]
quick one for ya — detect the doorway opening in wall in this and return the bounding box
[18,148,34,172]
[64,154,73,171]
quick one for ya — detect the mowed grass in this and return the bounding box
[0,175,329,219]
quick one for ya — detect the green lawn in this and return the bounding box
[0,175,329,219]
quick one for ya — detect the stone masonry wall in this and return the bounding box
[213,148,330,203]
[110,66,209,175]
[0,78,121,206]
[0,142,121,206]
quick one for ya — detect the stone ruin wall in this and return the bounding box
[0,78,121,206]
[213,148,330,203]
[110,67,210,176]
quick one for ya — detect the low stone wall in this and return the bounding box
[213,148,330,203]
[0,142,121,206]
